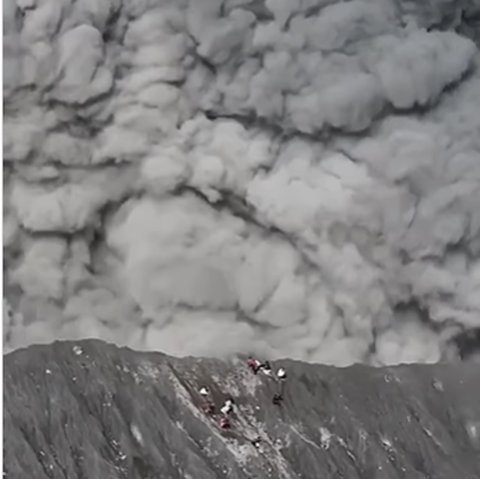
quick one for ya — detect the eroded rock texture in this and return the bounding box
[4,340,480,478]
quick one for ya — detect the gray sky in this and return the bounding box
[4,0,480,365]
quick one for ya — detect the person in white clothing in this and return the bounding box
[220,398,234,416]
[273,367,287,405]
[199,386,215,415]
[247,356,263,374]
[260,360,273,377]
[199,387,210,397]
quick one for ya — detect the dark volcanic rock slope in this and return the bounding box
[4,340,480,479]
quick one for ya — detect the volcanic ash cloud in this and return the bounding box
[4,0,480,365]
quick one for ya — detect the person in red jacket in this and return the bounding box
[247,356,263,374]
[219,417,231,429]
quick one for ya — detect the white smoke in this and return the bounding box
[4,0,480,366]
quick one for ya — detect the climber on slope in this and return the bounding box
[250,436,262,449]
[272,367,287,405]
[199,386,210,397]
[276,367,287,381]
[247,356,263,374]
[218,398,235,429]
[272,394,282,405]
[220,398,235,416]
[260,360,274,378]
[247,356,277,380]
[199,386,215,415]
[219,416,231,429]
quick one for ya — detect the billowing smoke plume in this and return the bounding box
[4,0,480,366]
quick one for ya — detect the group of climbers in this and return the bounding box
[198,356,288,432]
[199,386,236,429]
[247,356,287,404]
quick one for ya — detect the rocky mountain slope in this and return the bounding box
[4,340,480,478]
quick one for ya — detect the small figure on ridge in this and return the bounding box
[199,386,210,397]
[247,356,263,374]
[276,367,287,382]
[220,398,235,416]
[199,386,215,415]
[260,360,273,378]
[272,367,287,404]
[219,417,231,429]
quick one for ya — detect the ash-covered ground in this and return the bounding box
[4,340,480,478]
